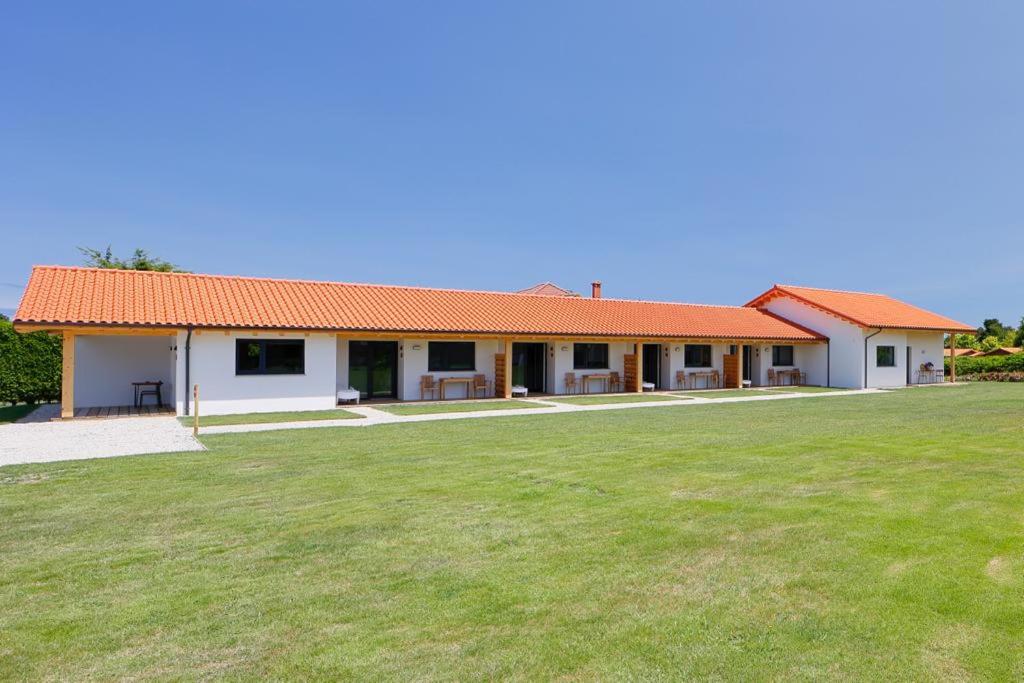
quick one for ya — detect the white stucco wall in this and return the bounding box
[759,297,861,388]
[175,331,337,415]
[550,341,631,394]
[74,335,176,408]
[400,339,501,400]
[906,331,945,383]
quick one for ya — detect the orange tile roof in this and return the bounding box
[745,284,974,332]
[516,282,580,297]
[14,266,825,341]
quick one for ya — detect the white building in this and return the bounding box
[12,267,973,418]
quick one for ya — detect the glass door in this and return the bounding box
[349,341,398,399]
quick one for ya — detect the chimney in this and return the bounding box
[591,281,602,299]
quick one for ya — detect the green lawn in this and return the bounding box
[179,408,363,427]
[672,389,767,399]
[766,386,845,394]
[548,393,681,405]
[0,404,40,423]
[2,384,1023,679]
[376,399,541,416]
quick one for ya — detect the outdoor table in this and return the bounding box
[132,381,163,408]
[582,373,611,393]
[688,371,717,390]
[776,370,800,386]
[439,377,473,400]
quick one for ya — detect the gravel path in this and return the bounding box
[0,415,204,466]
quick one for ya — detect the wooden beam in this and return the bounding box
[634,341,643,392]
[503,338,513,399]
[61,331,75,419]
[949,332,956,383]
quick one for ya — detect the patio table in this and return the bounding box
[439,377,473,400]
[582,373,611,393]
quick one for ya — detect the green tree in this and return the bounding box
[979,335,1001,352]
[976,318,1009,343]
[79,246,185,272]
[1014,317,1024,348]
[946,333,979,350]
[0,317,62,405]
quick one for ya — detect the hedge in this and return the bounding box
[0,318,62,404]
[944,353,1024,377]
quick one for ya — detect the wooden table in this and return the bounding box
[132,381,163,408]
[439,377,473,400]
[776,370,800,386]
[582,373,611,393]
[687,371,718,390]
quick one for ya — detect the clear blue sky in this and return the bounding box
[2,1,1022,327]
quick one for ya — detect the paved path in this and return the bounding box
[0,388,890,467]
[199,388,886,435]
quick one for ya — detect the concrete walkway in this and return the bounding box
[199,388,885,435]
[1,388,887,467]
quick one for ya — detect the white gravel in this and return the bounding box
[0,415,204,466]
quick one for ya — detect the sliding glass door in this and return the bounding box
[349,341,398,399]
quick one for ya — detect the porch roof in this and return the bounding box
[14,266,826,342]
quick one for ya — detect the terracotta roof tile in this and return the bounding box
[745,284,973,332]
[14,266,824,341]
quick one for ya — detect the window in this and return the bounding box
[573,343,609,369]
[235,339,304,375]
[876,345,896,367]
[772,345,794,366]
[428,341,475,371]
[684,344,712,367]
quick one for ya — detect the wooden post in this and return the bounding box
[635,341,643,392]
[949,332,956,384]
[61,331,75,419]
[193,384,199,436]
[503,338,513,399]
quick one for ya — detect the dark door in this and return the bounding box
[906,346,912,384]
[742,345,752,382]
[643,344,661,388]
[349,341,398,399]
[512,343,546,393]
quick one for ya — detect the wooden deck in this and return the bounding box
[58,405,176,420]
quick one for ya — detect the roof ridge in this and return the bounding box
[29,265,753,309]
[776,283,890,297]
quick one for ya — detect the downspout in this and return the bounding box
[864,328,882,388]
[183,325,193,416]
[826,339,831,388]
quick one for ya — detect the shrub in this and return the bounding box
[0,319,62,405]
[945,353,1024,378]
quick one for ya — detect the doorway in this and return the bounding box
[742,345,752,383]
[348,341,398,400]
[906,346,912,384]
[642,344,661,388]
[512,343,546,393]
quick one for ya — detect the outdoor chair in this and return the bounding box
[767,368,777,386]
[472,374,491,398]
[135,381,163,408]
[609,371,623,392]
[791,368,805,385]
[563,372,578,395]
[420,375,438,400]
[675,370,686,390]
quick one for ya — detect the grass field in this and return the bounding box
[672,389,766,399]
[180,408,363,427]
[548,393,680,405]
[376,399,541,416]
[0,404,40,423]
[2,384,1023,679]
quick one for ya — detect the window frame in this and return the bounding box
[684,344,713,368]
[573,343,610,370]
[235,338,305,376]
[771,345,795,366]
[427,341,477,372]
[876,345,896,367]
